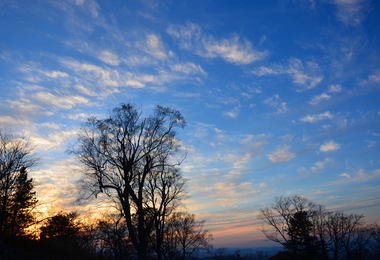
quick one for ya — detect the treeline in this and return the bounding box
[259,195,380,260]
[0,103,213,260]
[0,210,211,260]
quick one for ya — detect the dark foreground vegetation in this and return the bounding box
[0,103,213,260]
[1,103,379,260]
[259,195,380,260]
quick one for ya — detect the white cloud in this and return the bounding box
[34,92,90,110]
[98,51,119,66]
[332,0,367,26]
[31,130,78,151]
[202,36,268,65]
[223,107,240,119]
[252,58,323,91]
[267,145,296,163]
[167,22,267,65]
[0,116,30,126]
[251,65,284,76]
[167,22,202,50]
[328,84,342,93]
[300,111,333,123]
[74,0,100,18]
[66,113,89,121]
[8,98,44,113]
[340,173,351,179]
[311,158,334,172]
[360,71,380,86]
[287,58,323,91]
[38,122,63,130]
[264,94,288,114]
[125,80,145,88]
[309,92,331,105]
[75,85,97,96]
[320,140,341,152]
[240,134,268,157]
[138,34,168,60]
[61,59,120,87]
[42,70,69,78]
[170,62,207,75]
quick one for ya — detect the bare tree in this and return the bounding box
[371,223,380,259]
[96,213,133,260]
[146,166,186,260]
[70,103,186,260]
[258,195,319,259]
[340,213,365,260]
[325,212,364,260]
[0,128,39,238]
[310,204,330,260]
[349,224,374,260]
[163,212,213,260]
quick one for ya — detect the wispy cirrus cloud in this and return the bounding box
[34,92,90,110]
[222,107,240,119]
[170,62,207,75]
[263,94,288,113]
[287,58,323,91]
[166,22,202,50]
[0,116,31,126]
[267,145,296,163]
[30,129,78,151]
[201,36,268,65]
[8,98,45,114]
[65,113,91,121]
[167,22,267,65]
[136,34,169,60]
[311,158,334,172]
[331,0,368,26]
[98,50,120,66]
[340,173,351,179]
[60,59,120,87]
[18,62,70,82]
[252,58,323,91]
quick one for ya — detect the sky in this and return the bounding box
[1,0,380,248]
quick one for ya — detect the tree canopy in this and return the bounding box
[70,102,187,260]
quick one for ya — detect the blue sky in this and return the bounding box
[1,0,379,247]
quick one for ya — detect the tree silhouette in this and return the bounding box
[286,211,317,258]
[325,212,364,260]
[96,213,133,259]
[259,195,319,259]
[0,129,39,238]
[7,167,38,237]
[40,212,81,241]
[70,102,186,260]
[163,212,213,260]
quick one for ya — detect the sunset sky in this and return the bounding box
[1,0,380,248]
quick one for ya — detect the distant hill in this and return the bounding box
[194,246,282,259]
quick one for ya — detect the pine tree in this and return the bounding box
[8,167,38,237]
[286,211,318,259]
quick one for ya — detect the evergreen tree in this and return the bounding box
[7,167,38,237]
[286,211,318,259]
[40,212,81,241]
[0,129,38,238]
